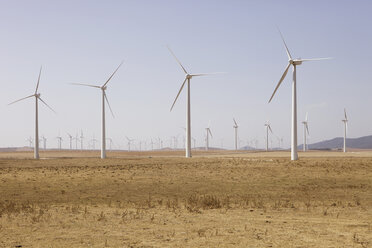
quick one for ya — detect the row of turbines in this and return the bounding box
[9,29,348,160]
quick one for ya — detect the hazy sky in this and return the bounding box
[0,0,371,150]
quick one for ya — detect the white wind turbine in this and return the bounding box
[80,130,84,150]
[126,136,134,152]
[167,46,221,158]
[56,135,63,150]
[26,137,33,148]
[264,122,273,152]
[41,135,47,150]
[302,113,310,152]
[74,132,79,150]
[342,108,348,153]
[268,29,331,160]
[233,118,239,150]
[72,62,123,158]
[9,67,55,159]
[67,133,73,150]
[205,122,213,151]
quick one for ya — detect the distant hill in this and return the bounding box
[299,135,372,150]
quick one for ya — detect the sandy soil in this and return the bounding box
[0,150,371,247]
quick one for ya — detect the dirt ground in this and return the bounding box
[0,150,371,247]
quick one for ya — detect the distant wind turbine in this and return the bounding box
[205,122,213,151]
[26,137,33,148]
[233,118,239,150]
[72,61,123,159]
[268,28,331,160]
[342,108,348,153]
[41,135,47,150]
[56,135,63,150]
[80,130,84,150]
[67,133,73,150]
[9,67,55,159]
[126,136,134,152]
[167,46,222,158]
[302,113,310,152]
[264,122,273,152]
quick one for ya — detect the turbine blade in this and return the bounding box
[306,124,310,135]
[8,94,35,105]
[277,27,292,60]
[103,61,124,88]
[35,66,42,94]
[167,45,188,74]
[208,128,213,138]
[300,57,333,62]
[233,118,237,126]
[268,63,291,103]
[38,97,56,113]
[104,92,115,118]
[268,125,273,133]
[70,83,100,88]
[170,77,187,111]
[305,112,308,122]
[344,108,347,120]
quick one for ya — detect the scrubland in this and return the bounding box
[0,150,371,247]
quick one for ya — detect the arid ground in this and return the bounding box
[0,150,371,247]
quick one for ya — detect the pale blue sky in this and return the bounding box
[0,0,371,149]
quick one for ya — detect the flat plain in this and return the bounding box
[0,150,371,247]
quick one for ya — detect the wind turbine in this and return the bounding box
[342,108,348,153]
[67,133,73,150]
[91,135,99,150]
[167,46,221,158]
[72,61,123,159]
[106,138,113,151]
[205,122,213,151]
[41,135,47,150]
[56,136,63,150]
[264,122,273,152]
[233,118,239,150]
[126,136,133,152]
[9,67,55,159]
[26,137,34,148]
[302,113,310,152]
[268,29,331,160]
[74,132,80,150]
[80,130,84,150]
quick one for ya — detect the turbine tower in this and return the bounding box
[342,108,348,153]
[9,67,55,159]
[268,29,330,160]
[167,46,221,158]
[233,118,239,150]
[302,113,309,152]
[72,62,123,159]
[264,122,273,152]
[205,122,213,151]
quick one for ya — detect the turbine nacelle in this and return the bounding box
[290,59,303,66]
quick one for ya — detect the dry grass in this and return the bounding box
[0,150,371,247]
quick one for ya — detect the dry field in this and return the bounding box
[0,150,371,247]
